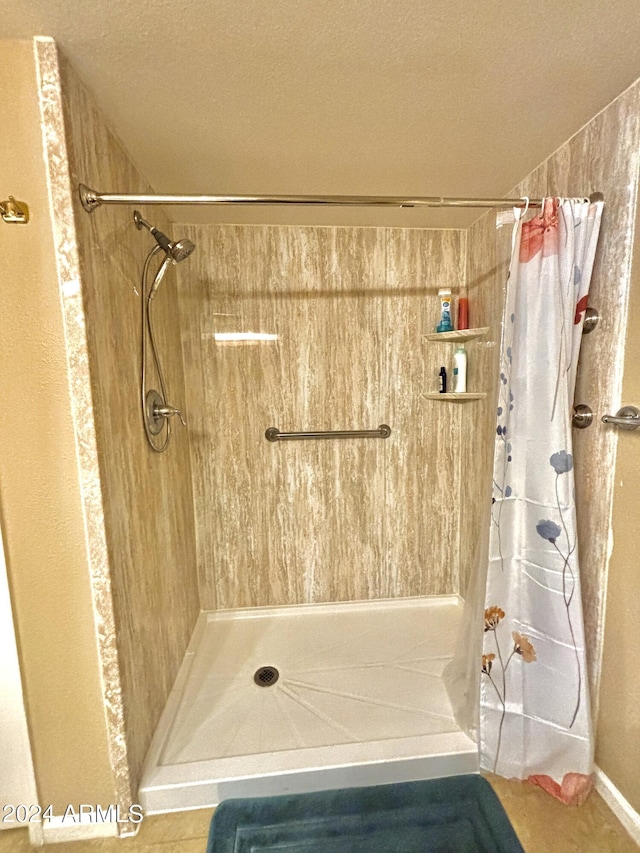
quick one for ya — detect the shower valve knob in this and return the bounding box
[154,404,186,427]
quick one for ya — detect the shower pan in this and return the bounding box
[138,596,477,813]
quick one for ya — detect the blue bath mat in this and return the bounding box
[206,775,525,852]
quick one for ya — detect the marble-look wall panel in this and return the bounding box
[384,229,466,596]
[458,212,512,596]
[58,53,200,790]
[596,189,640,814]
[178,225,466,608]
[280,228,388,602]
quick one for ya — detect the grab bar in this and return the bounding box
[265,424,391,442]
[601,405,640,430]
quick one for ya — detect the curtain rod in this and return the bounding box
[79,183,551,213]
[79,185,604,213]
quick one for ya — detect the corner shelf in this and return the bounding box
[423,392,487,401]
[422,326,490,343]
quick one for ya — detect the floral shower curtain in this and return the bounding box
[480,197,603,804]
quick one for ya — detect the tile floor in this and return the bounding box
[0,775,637,852]
[486,775,638,852]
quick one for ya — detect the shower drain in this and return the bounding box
[253,665,280,687]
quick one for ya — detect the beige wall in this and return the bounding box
[55,48,201,790]
[0,39,116,812]
[596,198,640,812]
[178,225,466,608]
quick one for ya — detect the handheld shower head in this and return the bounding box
[170,238,196,263]
[134,210,195,263]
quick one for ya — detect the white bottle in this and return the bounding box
[453,345,467,393]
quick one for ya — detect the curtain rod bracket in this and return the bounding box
[79,184,100,212]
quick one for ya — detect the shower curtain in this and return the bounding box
[447,197,603,805]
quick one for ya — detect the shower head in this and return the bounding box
[134,210,195,263]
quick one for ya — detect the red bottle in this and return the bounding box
[457,297,469,331]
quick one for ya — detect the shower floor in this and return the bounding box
[139,595,478,813]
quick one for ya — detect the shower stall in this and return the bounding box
[106,193,486,809]
[35,38,637,821]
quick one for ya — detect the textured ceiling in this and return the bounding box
[3,0,640,227]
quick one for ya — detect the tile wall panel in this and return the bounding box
[384,229,467,597]
[458,212,511,596]
[178,225,466,608]
[58,53,200,791]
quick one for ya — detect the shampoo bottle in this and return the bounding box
[436,288,454,332]
[453,345,467,393]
